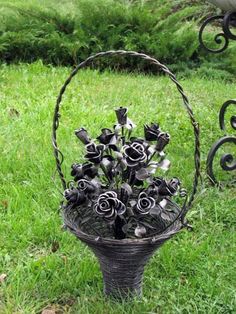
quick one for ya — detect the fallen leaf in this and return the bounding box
[0,274,7,283]
[0,200,8,210]
[51,241,59,253]
[41,306,63,314]
[9,108,20,118]
[41,310,56,314]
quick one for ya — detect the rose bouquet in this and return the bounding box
[62,107,187,240]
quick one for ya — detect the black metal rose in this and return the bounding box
[94,191,126,223]
[158,177,181,197]
[144,123,160,141]
[115,107,135,131]
[130,137,150,150]
[97,128,116,145]
[85,143,104,164]
[152,177,163,188]
[77,179,96,194]
[75,128,91,145]
[64,188,86,207]
[136,192,155,215]
[115,107,127,125]
[146,176,163,196]
[71,162,98,181]
[155,132,170,151]
[123,141,147,167]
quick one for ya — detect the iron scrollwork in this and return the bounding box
[199,11,236,53]
[206,100,236,185]
[199,8,236,185]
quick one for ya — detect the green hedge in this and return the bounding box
[0,0,235,77]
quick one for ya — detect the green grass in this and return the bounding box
[0,62,235,313]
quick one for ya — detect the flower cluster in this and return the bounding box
[63,108,186,239]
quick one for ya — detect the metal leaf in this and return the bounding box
[158,159,171,171]
[135,225,147,238]
[121,183,132,195]
[135,168,149,180]
[159,199,167,209]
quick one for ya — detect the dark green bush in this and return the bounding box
[0,0,235,76]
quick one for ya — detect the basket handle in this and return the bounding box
[52,50,200,212]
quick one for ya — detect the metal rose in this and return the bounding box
[71,162,98,181]
[130,137,150,150]
[94,191,126,223]
[155,132,170,151]
[144,123,160,141]
[97,128,116,145]
[136,192,155,215]
[85,143,104,164]
[158,177,181,197]
[77,179,96,194]
[115,107,127,125]
[123,141,147,167]
[115,107,136,131]
[152,176,163,188]
[75,128,91,145]
[146,177,163,197]
[64,188,86,207]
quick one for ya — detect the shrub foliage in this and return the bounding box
[0,0,235,75]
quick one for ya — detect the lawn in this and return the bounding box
[0,62,235,313]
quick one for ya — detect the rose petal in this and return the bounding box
[0,274,7,283]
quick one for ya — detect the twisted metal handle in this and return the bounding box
[52,50,200,212]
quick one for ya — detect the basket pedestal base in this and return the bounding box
[99,255,147,298]
[88,242,158,299]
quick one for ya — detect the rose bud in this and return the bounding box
[71,163,84,181]
[144,123,160,141]
[63,188,86,207]
[155,132,170,151]
[158,177,181,197]
[97,128,116,145]
[85,143,104,164]
[71,163,98,181]
[115,107,128,125]
[75,128,91,145]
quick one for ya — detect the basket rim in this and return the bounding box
[64,218,183,246]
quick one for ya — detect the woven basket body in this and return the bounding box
[64,207,182,298]
[52,50,200,299]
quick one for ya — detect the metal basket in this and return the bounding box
[52,50,200,299]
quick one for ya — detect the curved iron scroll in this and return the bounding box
[207,100,236,185]
[219,99,236,131]
[207,136,236,185]
[199,11,236,53]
